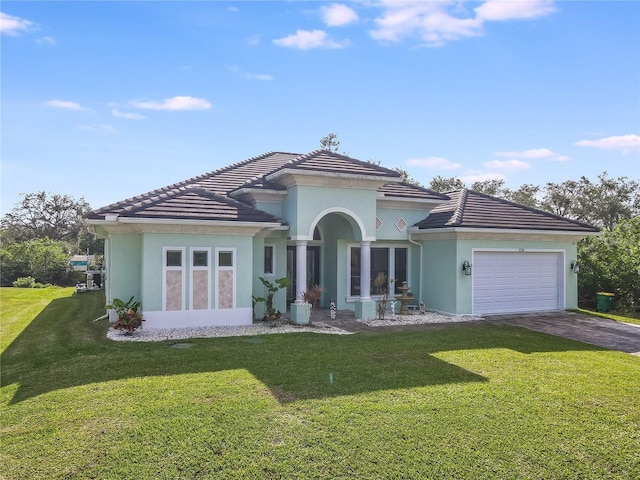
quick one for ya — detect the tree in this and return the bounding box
[392,167,423,187]
[0,237,72,286]
[503,184,541,208]
[428,176,465,192]
[319,133,340,152]
[539,173,639,230]
[470,179,508,197]
[1,192,96,253]
[577,217,640,310]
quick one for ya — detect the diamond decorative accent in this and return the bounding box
[395,217,407,232]
[376,217,382,230]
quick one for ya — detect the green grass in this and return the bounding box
[2,288,639,479]
[576,307,640,326]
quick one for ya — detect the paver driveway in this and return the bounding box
[484,311,640,356]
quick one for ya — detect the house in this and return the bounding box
[69,254,96,272]
[87,150,599,329]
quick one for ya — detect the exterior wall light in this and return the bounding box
[571,261,580,274]
[462,260,472,276]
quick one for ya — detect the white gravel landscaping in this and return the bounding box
[357,311,482,327]
[106,311,483,342]
[107,322,352,342]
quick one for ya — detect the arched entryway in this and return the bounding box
[288,208,377,322]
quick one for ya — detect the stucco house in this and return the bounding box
[88,150,599,329]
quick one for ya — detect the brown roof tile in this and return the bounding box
[414,189,599,232]
[378,182,449,201]
[118,188,287,223]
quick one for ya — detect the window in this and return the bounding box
[193,251,208,267]
[264,245,275,275]
[349,246,409,297]
[190,249,210,310]
[218,251,233,268]
[215,248,236,309]
[163,247,186,311]
[166,250,183,267]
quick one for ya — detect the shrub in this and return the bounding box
[105,296,144,334]
[13,276,36,288]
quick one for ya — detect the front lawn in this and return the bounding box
[577,307,640,326]
[1,288,639,479]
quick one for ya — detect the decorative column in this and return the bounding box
[295,241,307,303]
[290,240,310,324]
[359,241,371,300]
[355,240,376,320]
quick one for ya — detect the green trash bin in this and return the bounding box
[596,292,615,312]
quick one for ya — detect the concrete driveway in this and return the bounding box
[484,311,640,356]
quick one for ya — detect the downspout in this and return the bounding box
[408,233,423,304]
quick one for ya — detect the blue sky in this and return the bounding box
[2,1,639,211]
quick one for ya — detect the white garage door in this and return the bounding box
[473,251,562,315]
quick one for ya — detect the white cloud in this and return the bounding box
[36,36,56,45]
[230,65,273,81]
[112,109,146,120]
[130,96,211,111]
[460,171,506,184]
[475,0,556,21]
[494,148,568,161]
[575,134,640,153]
[0,12,34,36]
[484,159,531,171]
[77,124,118,134]
[406,156,461,170]
[369,0,556,47]
[273,29,349,50]
[321,4,359,27]
[46,99,87,111]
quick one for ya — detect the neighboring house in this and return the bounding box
[88,150,599,329]
[69,255,96,272]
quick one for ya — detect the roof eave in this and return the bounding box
[408,226,600,236]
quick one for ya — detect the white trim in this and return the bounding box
[471,248,566,315]
[308,207,373,242]
[264,243,276,276]
[101,217,285,228]
[408,226,599,237]
[189,247,211,311]
[162,246,186,312]
[215,247,236,309]
[142,308,252,329]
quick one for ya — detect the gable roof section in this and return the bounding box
[113,187,286,224]
[89,150,443,222]
[414,189,600,232]
[378,182,449,202]
[89,151,299,219]
[277,150,403,178]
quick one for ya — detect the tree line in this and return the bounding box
[0,192,103,286]
[430,173,639,311]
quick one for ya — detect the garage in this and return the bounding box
[473,251,563,315]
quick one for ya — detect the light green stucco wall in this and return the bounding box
[252,235,289,317]
[283,185,376,239]
[421,236,579,315]
[375,208,425,241]
[140,233,254,312]
[421,239,458,314]
[108,234,142,305]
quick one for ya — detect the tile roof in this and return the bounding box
[89,150,423,222]
[276,150,403,178]
[114,188,286,223]
[378,182,450,202]
[89,151,299,219]
[413,189,600,232]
